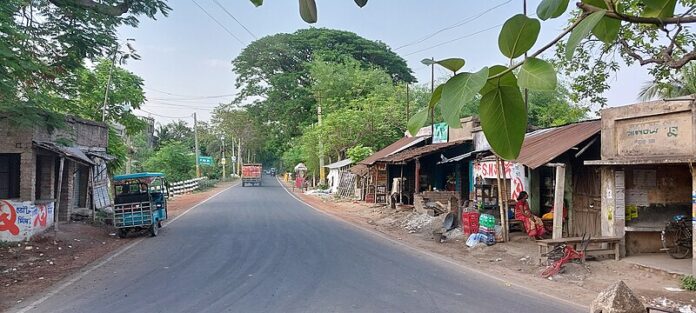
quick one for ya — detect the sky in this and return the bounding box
[118,0,652,126]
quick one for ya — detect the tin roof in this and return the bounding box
[33,141,95,165]
[515,120,601,169]
[379,140,467,164]
[324,159,353,169]
[349,164,368,176]
[359,136,429,165]
[113,172,165,181]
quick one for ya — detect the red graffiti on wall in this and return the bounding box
[511,177,524,200]
[0,200,20,235]
[34,204,48,227]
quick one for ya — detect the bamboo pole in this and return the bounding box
[495,157,505,242]
[54,157,65,234]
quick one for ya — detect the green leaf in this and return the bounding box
[498,14,541,59]
[479,65,527,160]
[428,84,444,109]
[407,109,430,137]
[440,67,489,128]
[354,0,368,8]
[299,0,318,23]
[518,58,557,91]
[537,0,569,20]
[435,58,466,73]
[250,0,263,7]
[643,0,676,18]
[582,0,620,43]
[565,10,606,60]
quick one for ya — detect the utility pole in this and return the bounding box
[194,112,200,178]
[430,57,435,138]
[237,138,242,175]
[406,83,410,122]
[221,135,226,181]
[317,91,325,185]
[523,0,529,111]
[101,48,118,122]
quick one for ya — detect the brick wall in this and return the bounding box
[58,161,75,221]
[36,154,56,200]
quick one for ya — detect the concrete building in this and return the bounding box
[586,97,696,274]
[0,115,110,241]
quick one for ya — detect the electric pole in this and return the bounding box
[194,112,200,178]
[430,57,435,138]
[406,83,410,122]
[317,91,325,185]
[221,135,226,181]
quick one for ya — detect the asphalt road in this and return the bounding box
[14,176,584,313]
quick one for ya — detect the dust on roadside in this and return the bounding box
[0,180,237,312]
[289,184,696,312]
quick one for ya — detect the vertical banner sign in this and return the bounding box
[432,122,449,144]
[614,171,625,220]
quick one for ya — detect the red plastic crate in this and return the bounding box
[461,212,480,236]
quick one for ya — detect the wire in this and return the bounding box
[137,108,194,119]
[403,23,504,57]
[191,0,245,45]
[147,101,219,110]
[148,94,237,101]
[394,0,512,51]
[212,0,257,39]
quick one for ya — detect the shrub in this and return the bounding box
[681,275,696,291]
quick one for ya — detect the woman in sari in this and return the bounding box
[514,191,546,239]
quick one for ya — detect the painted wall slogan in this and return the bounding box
[616,112,693,157]
[472,161,528,200]
[0,200,54,241]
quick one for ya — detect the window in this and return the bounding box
[0,154,21,199]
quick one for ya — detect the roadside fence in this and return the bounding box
[169,177,208,197]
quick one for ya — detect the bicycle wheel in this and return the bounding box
[662,223,691,259]
[541,262,562,278]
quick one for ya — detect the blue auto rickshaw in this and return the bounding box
[112,172,168,238]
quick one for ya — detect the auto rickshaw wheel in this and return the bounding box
[150,222,159,237]
[117,228,128,238]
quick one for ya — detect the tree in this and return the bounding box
[155,121,194,149]
[252,0,696,161]
[638,63,696,101]
[143,142,195,183]
[0,0,169,128]
[231,28,416,162]
[347,145,373,163]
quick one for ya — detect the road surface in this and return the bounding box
[14,176,583,313]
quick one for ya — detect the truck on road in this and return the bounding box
[241,163,262,187]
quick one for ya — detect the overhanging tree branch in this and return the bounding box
[48,0,131,16]
[578,2,696,25]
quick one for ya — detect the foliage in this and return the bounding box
[156,121,194,149]
[143,141,195,183]
[346,145,373,163]
[255,0,696,161]
[681,275,696,291]
[231,28,415,162]
[0,0,169,129]
[638,63,696,100]
[527,83,589,128]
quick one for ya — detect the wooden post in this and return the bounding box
[495,158,505,242]
[500,160,510,242]
[86,166,94,222]
[552,164,566,240]
[54,157,65,233]
[399,165,404,204]
[415,158,421,194]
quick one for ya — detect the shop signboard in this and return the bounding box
[432,123,448,144]
[472,160,528,200]
[616,111,693,157]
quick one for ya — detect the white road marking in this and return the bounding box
[13,182,239,313]
[276,177,588,311]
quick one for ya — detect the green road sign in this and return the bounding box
[198,156,213,166]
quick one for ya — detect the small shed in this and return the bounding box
[324,159,353,193]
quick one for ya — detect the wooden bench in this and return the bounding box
[536,236,622,265]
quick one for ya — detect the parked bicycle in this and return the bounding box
[661,215,692,259]
[540,234,591,278]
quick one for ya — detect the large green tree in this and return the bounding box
[231,28,416,162]
[0,0,169,128]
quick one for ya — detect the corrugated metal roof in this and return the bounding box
[349,164,368,176]
[438,149,491,165]
[515,120,601,169]
[379,140,467,164]
[324,159,353,169]
[359,136,429,165]
[34,141,95,165]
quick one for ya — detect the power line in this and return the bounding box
[149,94,236,101]
[394,0,513,51]
[212,0,257,39]
[147,101,218,110]
[137,108,194,119]
[191,0,245,45]
[403,23,504,57]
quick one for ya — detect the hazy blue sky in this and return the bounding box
[119,0,651,125]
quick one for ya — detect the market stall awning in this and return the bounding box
[378,140,466,164]
[324,159,353,169]
[34,141,94,165]
[515,120,601,169]
[585,158,696,166]
[437,149,491,165]
[349,164,368,177]
[359,135,430,165]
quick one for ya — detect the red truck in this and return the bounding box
[241,163,262,187]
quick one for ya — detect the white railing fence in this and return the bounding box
[169,177,207,196]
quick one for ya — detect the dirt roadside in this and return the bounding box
[0,180,237,312]
[283,181,696,312]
